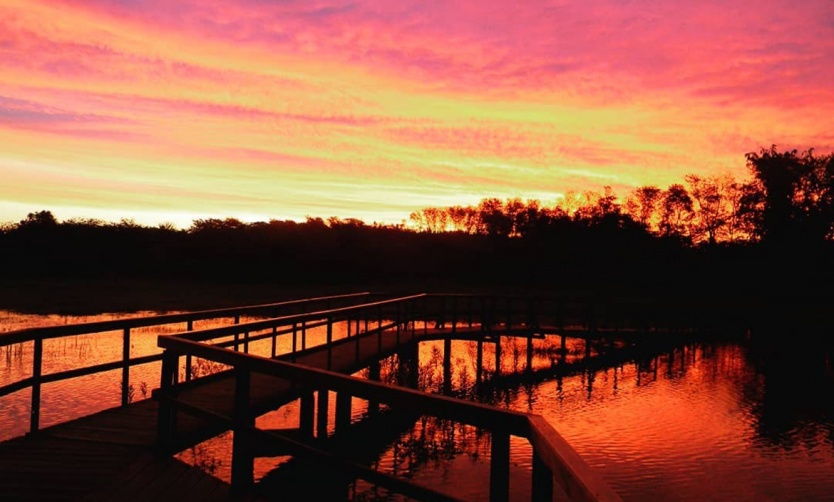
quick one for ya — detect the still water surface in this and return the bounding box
[1,310,833,501]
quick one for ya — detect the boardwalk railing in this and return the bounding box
[0,292,374,434]
[155,294,623,502]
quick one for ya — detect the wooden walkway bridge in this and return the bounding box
[0,292,687,501]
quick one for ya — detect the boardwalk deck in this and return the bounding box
[0,293,639,502]
[0,325,419,500]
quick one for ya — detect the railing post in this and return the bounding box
[302,320,307,350]
[243,330,250,354]
[121,327,131,406]
[396,302,401,344]
[271,326,277,358]
[185,321,193,381]
[377,304,383,353]
[231,368,254,494]
[291,322,297,361]
[495,335,502,377]
[476,339,484,383]
[156,350,179,451]
[422,296,427,335]
[327,317,333,370]
[532,448,554,502]
[443,337,452,395]
[335,392,352,434]
[317,389,329,439]
[368,361,381,415]
[355,321,361,363]
[299,391,314,437]
[29,338,43,434]
[490,431,510,502]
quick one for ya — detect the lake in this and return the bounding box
[2,310,833,501]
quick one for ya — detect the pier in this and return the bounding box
[0,292,693,501]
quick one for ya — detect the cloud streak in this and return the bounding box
[1,0,832,224]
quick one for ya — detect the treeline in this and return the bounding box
[0,147,832,320]
[409,146,834,246]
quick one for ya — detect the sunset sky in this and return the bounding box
[2,0,833,227]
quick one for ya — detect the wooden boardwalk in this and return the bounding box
[0,293,638,502]
[0,326,419,500]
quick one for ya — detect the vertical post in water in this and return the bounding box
[490,431,510,502]
[476,338,484,383]
[423,295,429,335]
[327,317,333,370]
[231,368,254,493]
[532,448,553,502]
[368,361,380,415]
[121,328,131,406]
[443,337,452,395]
[495,335,502,377]
[299,391,314,437]
[335,392,352,434]
[396,302,401,344]
[30,338,43,434]
[156,350,179,450]
[451,296,457,333]
[185,320,193,381]
[317,389,329,439]
[377,304,383,353]
[291,322,297,361]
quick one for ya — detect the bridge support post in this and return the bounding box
[490,431,510,502]
[317,389,329,439]
[443,337,452,395]
[30,338,43,434]
[156,350,179,452]
[495,336,502,377]
[335,392,352,433]
[300,391,315,437]
[532,448,554,502]
[121,328,131,406]
[231,368,254,494]
[368,361,380,415]
[476,339,484,383]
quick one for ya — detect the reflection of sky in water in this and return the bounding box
[2,311,833,501]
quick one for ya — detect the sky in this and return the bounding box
[1,0,833,227]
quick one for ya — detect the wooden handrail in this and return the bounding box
[0,292,372,345]
[156,314,623,501]
[172,294,428,342]
[0,292,375,434]
[158,335,532,436]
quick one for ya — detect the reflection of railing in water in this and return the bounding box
[155,294,625,502]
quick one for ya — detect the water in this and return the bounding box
[2,310,833,501]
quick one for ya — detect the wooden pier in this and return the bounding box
[0,292,673,501]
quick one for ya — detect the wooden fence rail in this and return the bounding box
[155,294,623,502]
[0,292,373,434]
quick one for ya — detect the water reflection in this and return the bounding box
[3,309,834,501]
